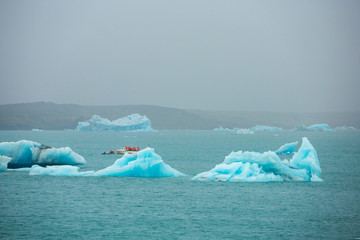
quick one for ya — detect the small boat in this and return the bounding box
[116,146,140,155]
[102,150,115,155]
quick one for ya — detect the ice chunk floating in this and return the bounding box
[192,137,322,182]
[30,148,185,178]
[250,125,283,132]
[294,123,334,132]
[76,114,155,132]
[0,140,86,168]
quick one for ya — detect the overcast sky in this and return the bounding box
[0,0,359,112]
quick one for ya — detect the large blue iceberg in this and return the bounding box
[275,141,298,155]
[76,114,155,132]
[250,125,283,132]
[0,140,86,168]
[192,137,322,182]
[29,148,185,178]
[294,123,334,132]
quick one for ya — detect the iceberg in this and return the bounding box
[192,137,322,182]
[235,129,255,135]
[213,126,234,132]
[275,141,298,155]
[76,114,155,132]
[0,140,86,168]
[294,123,334,132]
[334,126,357,131]
[250,125,283,132]
[29,148,185,178]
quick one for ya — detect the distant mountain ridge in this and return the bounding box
[0,102,359,130]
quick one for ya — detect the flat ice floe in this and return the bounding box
[192,137,322,182]
[76,114,155,132]
[0,140,86,169]
[29,148,185,178]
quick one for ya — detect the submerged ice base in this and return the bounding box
[76,114,155,132]
[30,148,185,178]
[192,137,322,182]
[0,140,86,168]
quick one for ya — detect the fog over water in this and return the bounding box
[0,0,359,112]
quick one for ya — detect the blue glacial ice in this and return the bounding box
[192,137,322,182]
[95,147,185,177]
[294,123,334,132]
[275,141,298,155]
[250,125,283,132]
[29,148,185,178]
[0,140,86,169]
[76,114,155,132]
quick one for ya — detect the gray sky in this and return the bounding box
[0,0,359,112]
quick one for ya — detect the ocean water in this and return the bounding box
[0,130,359,239]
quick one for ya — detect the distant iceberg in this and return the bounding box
[76,114,155,132]
[236,129,254,135]
[294,123,334,132]
[250,125,283,132]
[275,141,298,155]
[32,128,43,132]
[334,126,357,131]
[0,140,86,169]
[29,148,185,178]
[213,126,234,132]
[192,137,322,182]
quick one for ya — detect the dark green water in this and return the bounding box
[0,130,359,239]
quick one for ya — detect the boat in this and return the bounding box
[116,147,140,155]
[102,147,140,155]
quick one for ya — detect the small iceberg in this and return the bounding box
[0,140,86,169]
[294,123,334,132]
[76,114,155,132]
[32,128,43,131]
[334,126,357,131]
[29,148,185,178]
[235,129,254,135]
[192,137,322,182]
[275,141,298,155]
[250,125,283,132]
